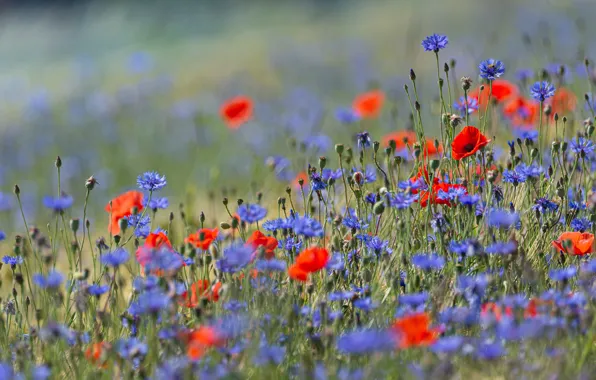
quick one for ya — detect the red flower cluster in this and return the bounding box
[185,228,219,251]
[288,246,329,282]
[105,191,144,235]
[391,312,441,349]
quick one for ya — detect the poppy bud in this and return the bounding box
[543,104,552,117]
[450,58,456,69]
[352,172,363,185]
[373,141,380,153]
[461,76,472,91]
[413,142,422,158]
[430,159,440,170]
[55,156,62,168]
[442,113,450,125]
[70,219,80,233]
[373,201,385,215]
[15,273,23,285]
[561,141,568,152]
[13,185,20,195]
[335,144,344,155]
[12,288,17,297]
[394,156,403,165]
[530,148,538,158]
[404,84,409,93]
[384,147,392,157]
[415,101,421,111]
[113,235,121,245]
[588,125,595,137]
[409,68,416,81]
[118,218,128,234]
[237,199,244,206]
[220,222,231,230]
[443,62,449,73]
[222,198,228,206]
[438,78,444,88]
[319,156,327,170]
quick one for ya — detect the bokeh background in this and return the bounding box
[0,0,593,233]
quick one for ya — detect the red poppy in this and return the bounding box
[186,228,219,251]
[423,138,443,157]
[85,342,110,368]
[469,79,518,108]
[382,130,417,149]
[451,126,491,160]
[181,280,222,307]
[288,264,308,282]
[246,230,278,259]
[105,191,144,235]
[292,171,309,189]
[185,326,225,360]
[552,231,594,256]
[548,87,577,118]
[481,302,512,322]
[392,312,441,349]
[418,182,467,207]
[288,246,329,281]
[503,96,539,126]
[136,231,173,266]
[352,90,385,119]
[220,96,253,129]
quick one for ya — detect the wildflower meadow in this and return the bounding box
[2,1,596,379]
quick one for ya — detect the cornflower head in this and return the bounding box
[237,204,267,224]
[33,271,64,289]
[421,34,448,52]
[532,198,559,214]
[453,96,479,116]
[137,171,167,191]
[143,197,169,210]
[356,131,371,149]
[486,209,520,229]
[125,214,151,238]
[335,107,361,124]
[216,241,254,273]
[101,248,130,267]
[412,253,445,271]
[530,81,556,102]
[336,329,396,355]
[571,217,592,232]
[569,137,595,156]
[293,215,324,237]
[502,168,527,186]
[479,59,505,80]
[309,172,327,192]
[2,255,23,268]
[42,194,73,212]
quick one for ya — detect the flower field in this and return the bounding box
[1,1,596,379]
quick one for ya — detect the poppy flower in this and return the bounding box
[85,342,110,368]
[288,264,308,282]
[552,231,594,256]
[181,280,222,307]
[392,312,441,349]
[503,96,539,126]
[382,130,417,149]
[352,90,385,119]
[481,302,512,322]
[469,79,518,108]
[145,231,171,249]
[451,126,491,160]
[246,230,278,259]
[423,138,443,157]
[186,228,219,251]
[105,191,144,235]
[220,96,253,129]
[524,298,554,319]
[418,182,467,207]
[292,172,309,189]
[548,87,577,117]
[294,247,329,272]
[185,326,225,360]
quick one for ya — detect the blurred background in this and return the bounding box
[0,0,592,233]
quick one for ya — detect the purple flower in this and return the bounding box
[87,284,110,296]
[101,248,130,267]
[293,215,324,237]
[237,204,267,223]
[33,271,64,289]
[486,209,520,229]
[216,242,253,273]
[336,329,396,354]
[255,259,287,272]
[412,253,445,271]
[399,292,428,308]
[254,343,286,366]
[479,59,505,80]
[530,81,556,102]
[42,194,73,212]
[2,255,23,267]
[549,266,577,282]
[431,336,463,354]
[421,34,448,52]
[137,171,166,191]
[335,107,361,124]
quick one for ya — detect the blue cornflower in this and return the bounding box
[262,218,293,231]
[530,81,556,102]
[512,128,539,142]
[100,248,130,267]
[280,237,302,252]
[143,197,169,210]
[310,172,327,191]
[399,292,428,308]
[387,192,418,209]
[365,192,379,205]
[502,169,527,185]
[412,253,445,271]
[430,213,450,233]
[42,194,74,212]
[475,341,506,360]
[87,284,110,296]
[353,297,378,312]
[326,253,345,271]
[140,247,184,274]
[449,239,483,258]
[533,198,558,213]
[366,236,392,256]
[516,162,543,179]
[342,208,368,230]
[255,259,287,272]
[453,96,479,116]
[457,274,490,299]
[128,289,171,316]
[515,68,534,82]
[237,204,267,223]
[303,135,332,153]
[125,214,151,238]
[459,194,481,207]
[117,337,148,360]
[431,336,464,354]
[335,107,361,124]
[485,241,517,255]
[569,137,595,156]
[328,290,355,301]
[216,242,253,273]
[32,365,51,380]
[571,217,592,232]
[293,215,324,237]
[479,59,505,80]
[254,343,286,366]
[421,34,448,52]
[356,131,371,149]
[486,209,520,229]
[363,165,377,183]
[336,329,396,355]
[2,255,23,267]
[549,266,577,282]
[33,271,64,289]
[224,300,248,312]
[436,186,467,202]
[322,168,343,182]
[137,171,166,191]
